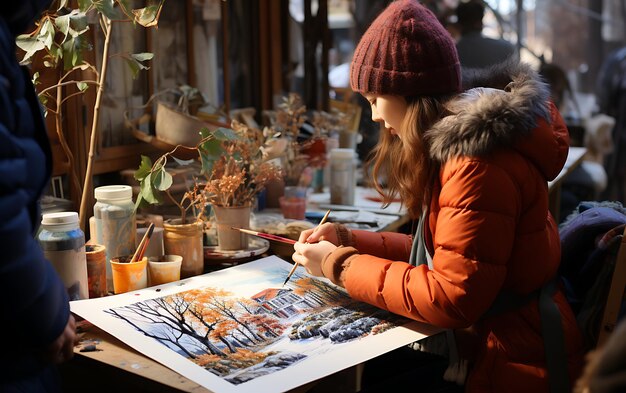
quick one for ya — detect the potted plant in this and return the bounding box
[271,93,311,190]
[135,122,281,270]
[266,93,346,199]
[16,0,164,230]
[201,121,282,250]
[134,127,237,277]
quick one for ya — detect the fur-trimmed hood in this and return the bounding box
[427,61,561,173]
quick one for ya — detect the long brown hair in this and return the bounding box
[367,96,448,218]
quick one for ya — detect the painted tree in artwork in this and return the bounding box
[183,288,286,346]
[184,288,262,353]
[240,313,285,339]
[291,276,350,306]
[183,296,239,353]
[106,286,288,369]
[106,295,228,358]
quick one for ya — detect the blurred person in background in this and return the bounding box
[455,0,515,69]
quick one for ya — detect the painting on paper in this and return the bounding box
[71,256,433,393]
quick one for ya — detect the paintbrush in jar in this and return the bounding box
[131,223,154,262]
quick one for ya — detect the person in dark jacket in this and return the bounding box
[454,0,515,69]
[0,1,77,392]
[596,46,626,202]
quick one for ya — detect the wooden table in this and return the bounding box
[548,146,587,223]
[62,322,360,393]
[62,324,210,393]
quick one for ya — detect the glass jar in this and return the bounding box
[94,185,136,292]
[330,148,356,205]
[38,212,88,300]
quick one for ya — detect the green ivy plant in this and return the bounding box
[134,127,239,224]
[16,0,164,230]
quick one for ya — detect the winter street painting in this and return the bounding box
[70,256,436,393]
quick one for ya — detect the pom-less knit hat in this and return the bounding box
[350,0,461,96]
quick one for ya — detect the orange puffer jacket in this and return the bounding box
[321,63,584,393]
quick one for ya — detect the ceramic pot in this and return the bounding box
[212,205,251,251]
[148,255,183,286]
[163,219,204,278]
[110,255,148,294]
[155,102,206,146]
[85,244,107,298]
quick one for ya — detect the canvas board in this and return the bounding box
[71,255,435,393]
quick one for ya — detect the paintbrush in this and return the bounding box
[230,227,297,245]
[131,223,154,262]
[283,209,331,287]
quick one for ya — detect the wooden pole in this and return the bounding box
[319,0,329,111]
[221,0,231,114]
[78,17,112,232]
[55,81,82,206]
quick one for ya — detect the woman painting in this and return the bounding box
[292,1,583,392]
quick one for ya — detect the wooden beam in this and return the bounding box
[185,0,196,87]
[221,0,231,114]
[319,0,329,111]
[269,0,283,104]
[259,0,271,111]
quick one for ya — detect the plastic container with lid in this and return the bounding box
[330,148,356,206]
[94,185,136,292]
[38,212,88,300]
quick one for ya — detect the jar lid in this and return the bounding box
[330,148,355,159]
[41,211,79,226]
[95,185,132,200]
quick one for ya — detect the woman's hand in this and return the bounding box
[292,241,338,277]
[298,222,339,245]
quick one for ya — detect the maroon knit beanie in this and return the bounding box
[350,0,461,96]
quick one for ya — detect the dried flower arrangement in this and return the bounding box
[134,121,283,223]
[271,93,311,187]
[201,121,282,207]
[311,108,350,139]
[269,93,351,188]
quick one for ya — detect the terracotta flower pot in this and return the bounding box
[212,205,251,251]
[163,219,204,278]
